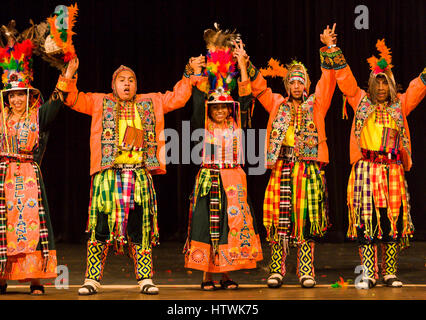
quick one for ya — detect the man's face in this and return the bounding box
[8,90,27,113]
[288,80,304,100]
[115,70,137,101]
[209,103,231,124]
[375,76,390,103]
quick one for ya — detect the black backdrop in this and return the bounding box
[1,0,425,244]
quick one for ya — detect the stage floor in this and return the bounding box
[1,241,425,300]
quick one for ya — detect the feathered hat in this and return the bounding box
[0,23,42,130]
[260,58,311,99]
[0,38,36,93]
[201,23,240,105]
[367,39,393,76]
[366,39,397,104]
[30,3,79,71]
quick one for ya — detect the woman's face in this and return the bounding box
[8,90,28,114]
[209,103,231,124]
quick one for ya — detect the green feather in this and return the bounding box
[60,30,68,43]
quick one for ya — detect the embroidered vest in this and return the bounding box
[267,95,318,166]
[354,95,411,159]
[0,111,39,157]
[202,118,242,166]
[100,97,160,171]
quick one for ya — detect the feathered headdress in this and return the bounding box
[203,22,240,52]
[46,4,78,63]
[201,23,240,104]
[0,39,35,91]
[260,58,311,98]
[367,39,393,75]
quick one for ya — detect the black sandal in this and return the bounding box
[220,279,239,290]
[201,281,217,291]
[30,285,45,295]
[0,283,7,294]
[78,284,98,296]
[384,277,402,288]
[141,283,159,295]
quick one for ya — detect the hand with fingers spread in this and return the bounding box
[233,40,250,70]
[189,55,206,75]
[320,23,337,48]
[64,57,79,79]
[233,40,250,82]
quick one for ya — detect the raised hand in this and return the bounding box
[233,40,249,82]
[64,57,79,79]
[320,23,337,47]
[233,40,249,70]
[189,55,206,75]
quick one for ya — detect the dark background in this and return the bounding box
[1,0,425,244]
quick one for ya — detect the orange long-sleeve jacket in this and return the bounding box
[56,73,203,176]
[334,56,426,171]
[246,47,340,168]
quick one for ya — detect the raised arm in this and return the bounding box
[160,56,205,114]
[314,25,339,117]
[398,68,426,116]
[234,41,284,114]
[233,40,254,115]
[319,24,365,112]
[55,57,95,116]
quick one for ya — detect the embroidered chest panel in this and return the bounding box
[355,96,410,157]
[267,95,318,165]
[100,97,159,170]
[203,118,241,165]
[1,112,39,154]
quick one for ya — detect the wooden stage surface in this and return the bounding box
[0,241,425,301]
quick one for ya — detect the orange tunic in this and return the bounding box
[335,63,426,171]
[246,48,337,167]
[56,74,204,176]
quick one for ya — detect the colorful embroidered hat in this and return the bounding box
[0,38,38,93]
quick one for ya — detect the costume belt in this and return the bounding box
[112,162,145,171]
[201,163,241,169]
[361,148,401,165]
[0,152,34,162]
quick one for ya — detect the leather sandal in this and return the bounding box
[300,275,316,288]
[201,281,216,291]
[384,276,403,288]
[220,279,238,290]
[30,285,45,295]
[141,283,159,295]
[267,273,283,288]
[78,284,98,296]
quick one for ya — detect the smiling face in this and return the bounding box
[209,103,231,124]
[114,70,137,101]
[7,90,28,114]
